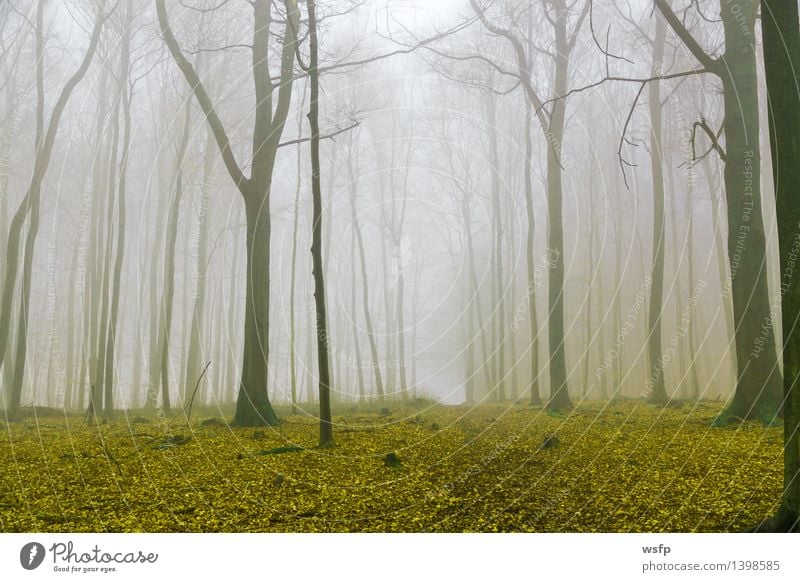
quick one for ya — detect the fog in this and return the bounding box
[0,0,782,421]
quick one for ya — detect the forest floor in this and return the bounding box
[0,399,782,532]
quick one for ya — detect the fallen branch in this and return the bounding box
[184,361,211,422]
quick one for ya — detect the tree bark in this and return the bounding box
[718,2,782,422]
[348,137,384,400]
[647,16,668,404]
[523,98,541,406]
[0,3,105,415]
[307,0,334,447]
[758,0,800,532]
[157,0,299,426]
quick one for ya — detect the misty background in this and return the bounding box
[0,0,778,414]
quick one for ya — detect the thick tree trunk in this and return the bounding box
[157,0,298,426]
[717,2,782,423]
[233,191,279,426]
[758,0,800,532]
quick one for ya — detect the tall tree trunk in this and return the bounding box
[701,156,736,393]
[158,102,192,416]
[157,0,299,426]
[462,192,494,397]
[307,0,333,446]
[103,13,133,419]
[486,93,506,402]
[523,99,541,406]
[64,240,79,410]
[234,191,279,425]
[582,152,596,399]
[718,2,782,422]
[0,3,105,415]
[225,226,241,405]
[759,0,800,531]
[686,190,700,400]
[350,219,365,402]
[667,161,690,399]
[647,17,668,404]
[145,158,168,410]
[289,92,305,414]
[89,99,120,423]
[348,139,384,400]
[184,122,215,410]
[544,0,572,411]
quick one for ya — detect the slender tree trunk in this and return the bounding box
[184,123,215,410]
[289,113,304,414]
[225,227,241,405]
[102,15,133,418]
[686,191,700,400]
[103,71,131,418]
[485,94,506,402]
[701,156,737,393]
[523,99,541,406]
[647,18,668,404]
[666,163,691,399]
[462,193,494,398]
[583,156,596,399]
[0,4,105,414]
[545,0,572,411]
[157,102,192,416]
[507,182,518,401]
[307,0,334,446]
[146,162,168,410]
[88,96,120,423]
[63,242,79,410]
[349,141,384,400]
[350,219,365,402]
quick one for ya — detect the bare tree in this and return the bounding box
[305,0,334,447]
[156,0,300,426]
[0,2,108,417]
[654,0,781,423]
[470,0,589,411]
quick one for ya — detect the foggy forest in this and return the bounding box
[0,0,799,533]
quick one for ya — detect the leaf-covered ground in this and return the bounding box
[0,400,782,532]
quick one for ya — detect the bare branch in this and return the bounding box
[535,67,708,116]
[691,116,727,163]
[278,120,360,148]
[155,0,248,192]
[654,0,718,72]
